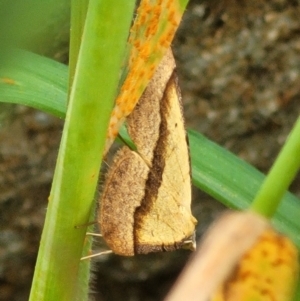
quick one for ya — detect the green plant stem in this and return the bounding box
[70,2,93,300]
[69,0,89,92]
[251,117,300,218]
[28,1,135,301]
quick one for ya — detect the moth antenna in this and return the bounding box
[86,232,102,237]
[182,239,196,251]
[182,232,197,251]
[102,157,110,169]
[80,250,113,261]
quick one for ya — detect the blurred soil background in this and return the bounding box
[0,0,300,300]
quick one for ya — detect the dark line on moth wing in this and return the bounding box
[133,72,171,253]
[132,66,194,253]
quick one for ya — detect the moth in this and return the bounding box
[100,49,197,256]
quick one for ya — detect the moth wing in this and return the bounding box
[100,147,148,256]
[134,73,196,253]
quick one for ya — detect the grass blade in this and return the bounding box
[28,1,135,300]
[0,49,67,118]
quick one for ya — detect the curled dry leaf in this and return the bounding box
[212,227,299,301]
[165,211,299,301]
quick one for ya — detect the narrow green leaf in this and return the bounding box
[69,0,89,91]
[0,49,67,118]
[69,2,94,300]
[28,1,135,301]
[189,129,300,247]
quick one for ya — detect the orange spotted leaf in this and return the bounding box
[104,0,187,154]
